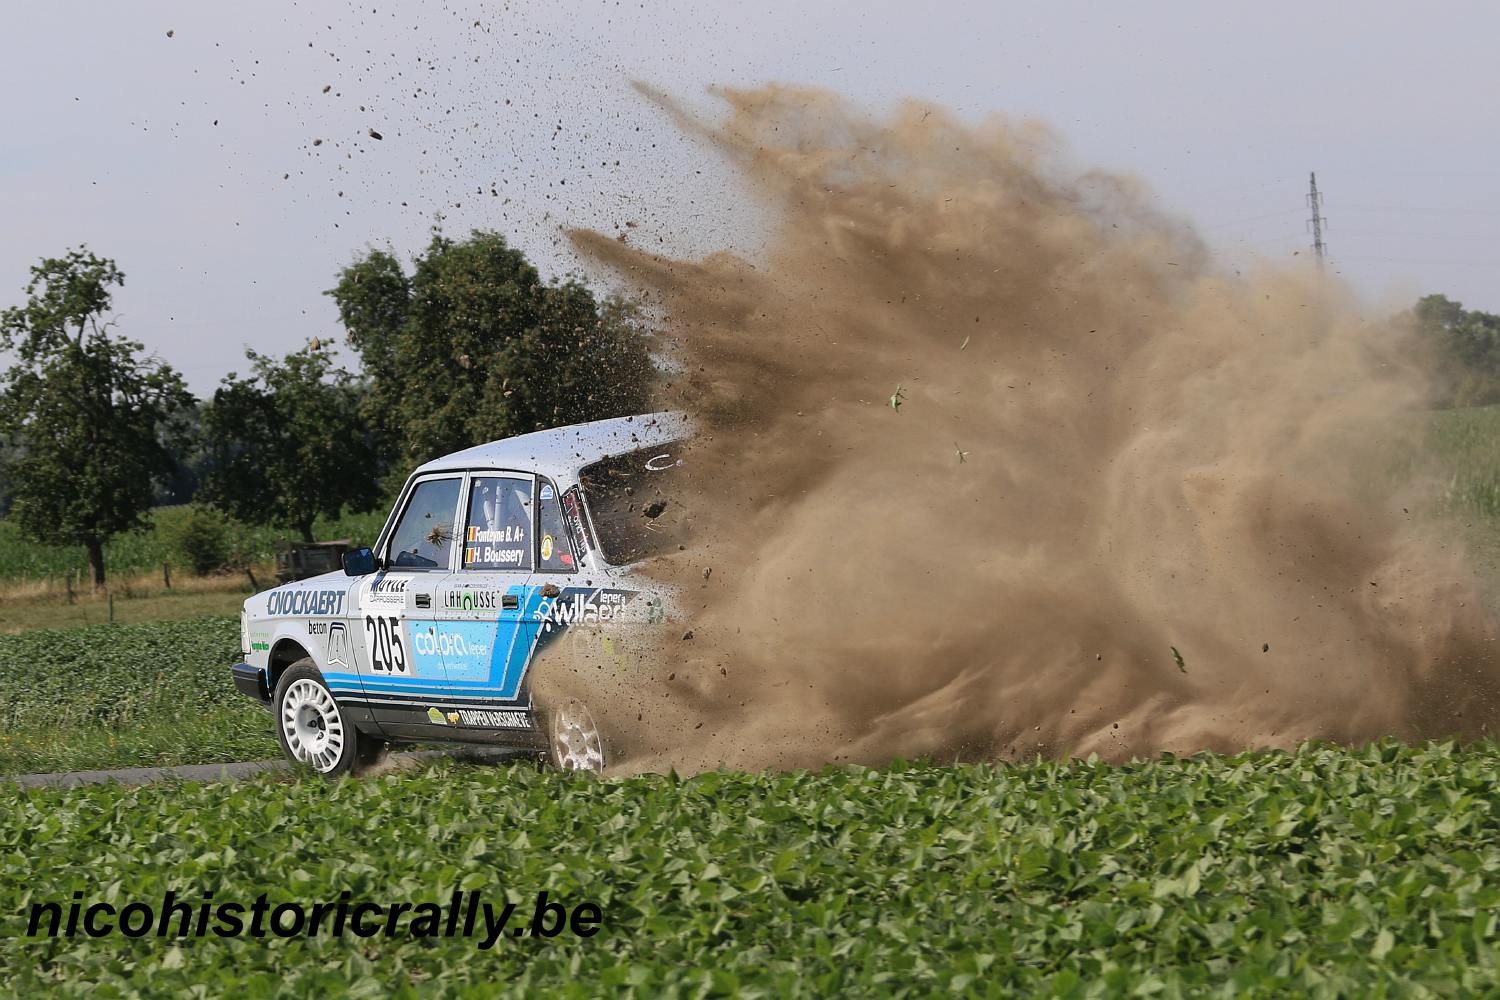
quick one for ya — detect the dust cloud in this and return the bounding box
[564,84,1499,772]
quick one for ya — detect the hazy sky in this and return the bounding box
[3,1,1497,393]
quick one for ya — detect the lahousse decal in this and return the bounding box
[441,589,501,612]
[267,589,345,616]
[249,631,270,653]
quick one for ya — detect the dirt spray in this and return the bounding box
[562,84,1499,772]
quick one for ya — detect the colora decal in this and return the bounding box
[267,588,346,617]
[409,620,498,682]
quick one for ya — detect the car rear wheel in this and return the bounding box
[547,698,606,774]
[273,659,384,778]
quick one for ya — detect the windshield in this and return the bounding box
[580,440,692,565]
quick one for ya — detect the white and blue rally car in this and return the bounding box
[231,411,691,777]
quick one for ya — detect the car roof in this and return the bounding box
[412,411,693,481]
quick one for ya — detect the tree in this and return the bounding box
[0,249,193,587]
[199,340,379,543]
[1411,294,1500,408]
[328,231,657,472]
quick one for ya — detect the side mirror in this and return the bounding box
[342,547,377,577]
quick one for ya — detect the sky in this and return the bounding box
[2,1,1497,393]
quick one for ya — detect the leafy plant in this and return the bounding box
[1,743,1497,995]
[156,505,232,575]
[0,616,274,772]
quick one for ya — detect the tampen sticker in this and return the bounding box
[427,707,446,725]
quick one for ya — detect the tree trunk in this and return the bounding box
[85,537,106,590]
[298,520,316,544]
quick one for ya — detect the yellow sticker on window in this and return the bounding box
[541,533,554,561]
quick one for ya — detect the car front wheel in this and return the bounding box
[273,660,382,778]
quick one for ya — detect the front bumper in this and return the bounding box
[231,662,271,704]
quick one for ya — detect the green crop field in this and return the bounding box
[1,743,1497,996]
[0,506,389,584]
[0,617,276,774]
[1428,405,1500,518]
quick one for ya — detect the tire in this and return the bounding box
[544,697,607,775]
[273,659,382,778]
[528,623,663,775]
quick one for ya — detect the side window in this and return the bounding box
[462,476,533,571]
[387,477,462,570]
[536,479,577,573]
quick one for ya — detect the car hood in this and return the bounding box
[245,571,351,619]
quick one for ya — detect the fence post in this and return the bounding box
[163,562,172,590]
[107,588,115,624]
[65,571,76,605]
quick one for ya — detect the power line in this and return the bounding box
[1307,172,1328,270]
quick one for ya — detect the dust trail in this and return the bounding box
[567,84,1498,771]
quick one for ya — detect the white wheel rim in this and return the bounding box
[551,699,605,774]
[280,678,345,773]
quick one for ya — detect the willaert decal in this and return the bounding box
[267,588,346,617]
[534,589,634,634]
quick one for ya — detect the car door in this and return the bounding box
[420,472,539,718]
[328,473,463,735]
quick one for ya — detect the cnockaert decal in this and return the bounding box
[267,588,346,617]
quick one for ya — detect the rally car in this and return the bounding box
[230,411,691,777]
